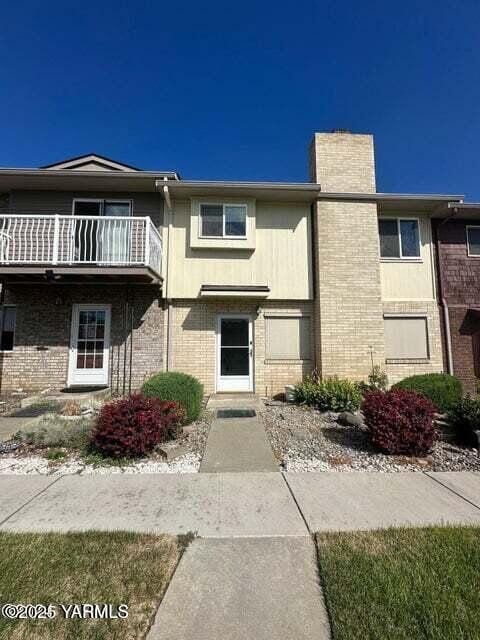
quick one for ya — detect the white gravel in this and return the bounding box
[0,453,200,475]
[263,401,480,473]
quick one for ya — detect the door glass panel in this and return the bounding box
[221,319,248,346]
[221,348,249,376]
[75,310,106,370]
[74,201,102,216]
[73,202,102,262]
[104,202,131,217]
[220,318,250,378]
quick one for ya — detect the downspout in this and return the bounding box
[156,178,173,372]
[432,219,454,374]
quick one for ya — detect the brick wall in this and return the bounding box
[309,132,376,192]
[0,283,163,392]
[170,299,314,396]
[309,131,385,380]
[312,200,386,380]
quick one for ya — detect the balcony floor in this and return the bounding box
[0,264,162,285]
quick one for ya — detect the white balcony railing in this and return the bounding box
[0,215,162,276]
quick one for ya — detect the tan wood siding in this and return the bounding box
[380,215,435,301]
[167,200,313,300]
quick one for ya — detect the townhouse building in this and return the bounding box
[0,131,476,396]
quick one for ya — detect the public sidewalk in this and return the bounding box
[1,472,480,534]
[1,471,480,640]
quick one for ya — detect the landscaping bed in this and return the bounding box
[0,531,185,639]
[0,399,213,475]
[316,526,480,640]
[263,401,480,472]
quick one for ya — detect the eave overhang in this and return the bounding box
[0,169,180,193]
[200,284,270,298]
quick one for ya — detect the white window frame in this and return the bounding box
[199,203,247,239]
[466,225,480,257]
[383,313,430,361]
[379,217,422,261]
[0,305,16,353]
[72,198,133,216]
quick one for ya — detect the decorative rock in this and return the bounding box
[262,403,480,474]
[182,425,196,436]
[337,412,363,428]
[158,444,191,462]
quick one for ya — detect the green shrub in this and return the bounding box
[142,371,203,424]
[294,375,362,413]
[45,449,68,461]
[14,416,92,449]
[392,373,462,413]
[447,395,480,446]
[356,366,389,395]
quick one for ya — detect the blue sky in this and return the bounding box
[1,1,480,198]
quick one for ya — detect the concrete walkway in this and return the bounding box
[2,472,480,534]
[200,395,278,473]
[0,417,33,441]
[2,471,480,640]
[148,537,330,640]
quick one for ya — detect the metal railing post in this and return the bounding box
[52,214,60,265]
[144,217,151,267]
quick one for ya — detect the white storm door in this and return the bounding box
[216,315,253,392]
[68,304,111,386]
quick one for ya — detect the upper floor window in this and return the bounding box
[200,204,247,238]
[378,218,420,259]
[73,200,132,217]
[466,226,480,256]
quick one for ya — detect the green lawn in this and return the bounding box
[0,531,184,640]
[316,526,480,640]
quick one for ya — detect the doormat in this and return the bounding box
[217,409,256,418]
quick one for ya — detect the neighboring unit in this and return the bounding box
[0,133,472,395]
[433,205,480,394]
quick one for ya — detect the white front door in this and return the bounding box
[216,315,253,392]
[68,304,111,386]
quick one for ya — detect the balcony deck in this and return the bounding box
[0,214,163,284]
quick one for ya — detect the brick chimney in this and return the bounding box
[309,130,376,193]
[309,130,385,380]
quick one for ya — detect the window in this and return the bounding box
[200,204,247,238]
[384,316,429,360]
[265,316,311,360]
[379,218,420,259]
[466,226,480,256]
[0,306,16,351]
[73,200,132,216]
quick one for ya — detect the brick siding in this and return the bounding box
[169,299,314,396]
[0,283,163,392]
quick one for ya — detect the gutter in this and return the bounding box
[156,179,174,371]
[432,220,454,374]
[0,168,180,179]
